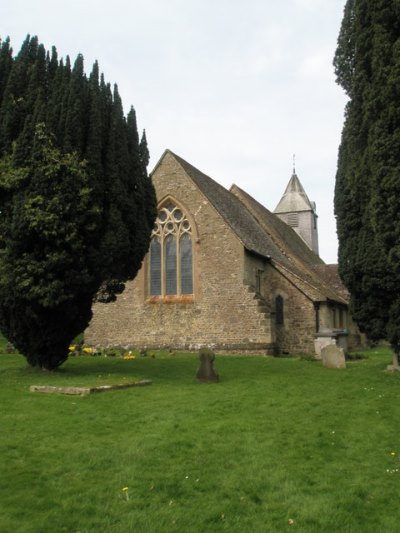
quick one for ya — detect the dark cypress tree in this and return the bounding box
[127,111,157,277]
[139,128,150,168]
[13,43,48,166]
[334,0,400,366]
[0,125,101,369]
[47,46,58,84]
[48,56,71,147]
[0,36,156,369]
[0,37,13,105]
[25,43,47,111]
[98,74,113,150]
[97,84,138,300]
[85,61,103,179]
[0,35,40,152]
[63,54,87,154]
[137,126,157,243]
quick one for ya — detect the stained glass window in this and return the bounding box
[149,201,194,297]
[180,233,193,294]
[149,238,161,295]
[165,234,177,295]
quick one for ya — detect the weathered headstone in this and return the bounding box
[386,353,400,372]
[196,349,219,383]
[5,342,17,354]
[321,344,346,369]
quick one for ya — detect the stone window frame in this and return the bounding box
[147,196,197,303]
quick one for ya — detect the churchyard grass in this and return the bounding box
[1,340,400,532]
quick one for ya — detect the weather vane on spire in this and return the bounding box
[292,153,296,174]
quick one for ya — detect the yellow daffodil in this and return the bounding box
[83,347,94,354]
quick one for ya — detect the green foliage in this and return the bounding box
[0,37,13,105]
[0,35,157,369]
[334,1,400,357]
[0,127,100,368]
[1,350,400,531]
[346,351,368,361]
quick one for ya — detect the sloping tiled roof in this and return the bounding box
[313,264,349,301]
[230,185,347,304]
[170,151,289,261]
[274,173,315,213]
[231,184,323,268]
[160,150,347,305]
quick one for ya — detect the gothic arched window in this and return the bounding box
[149,201,193,297]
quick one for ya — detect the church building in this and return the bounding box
[86,150,362,355]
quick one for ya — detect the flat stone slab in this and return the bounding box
[30,380,152,396]
[386,364,400,372]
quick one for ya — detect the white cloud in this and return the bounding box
[293,0,326,10]
[246,25,292,76]
[0,0,348,263]
[299,50,334,79]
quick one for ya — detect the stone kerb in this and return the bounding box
[30,380,152,395]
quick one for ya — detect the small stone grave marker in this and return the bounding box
[196,349,219,383]
[5,342,17,354]
[386,354,400,372]
[321,344,346,369]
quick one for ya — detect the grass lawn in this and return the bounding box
[1,340,400,532]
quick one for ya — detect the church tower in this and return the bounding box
[274,167,319,256]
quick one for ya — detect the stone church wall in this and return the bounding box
[264,264,316,354]
[243,252,317,354]
[86,153,274,352]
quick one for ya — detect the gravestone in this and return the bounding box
[196,349,219,383]
[386,353,400,372]
[321,344,346,369]
[5,342,17,354]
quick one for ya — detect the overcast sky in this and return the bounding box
[1,0,348,263]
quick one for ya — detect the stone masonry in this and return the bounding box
[86,152,275,353]
[86,150,364,356]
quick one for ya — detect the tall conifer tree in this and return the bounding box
[0,35,156,369]
[0,37,13,105]
[334,1,400,364]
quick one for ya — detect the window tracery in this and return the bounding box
[149,201,193,297]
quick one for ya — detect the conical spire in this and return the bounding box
[273,163,319,255]
[274,172,314,214]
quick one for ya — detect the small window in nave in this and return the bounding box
[275,295,284,326]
